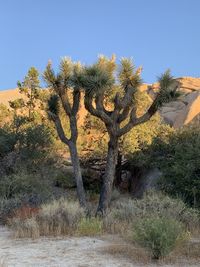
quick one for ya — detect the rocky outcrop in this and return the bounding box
[146,77,200,127]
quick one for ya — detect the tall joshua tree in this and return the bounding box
[77,55,177,215]
[43,58,87,208]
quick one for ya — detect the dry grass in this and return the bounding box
[102,241,150,265]
[165,239,200,265]
[10,217,40,239]
[103,238,200,266]
[9,198,85,238]
[37,199,84,236]
[77,217,103,236]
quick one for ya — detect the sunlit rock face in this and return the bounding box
[145,77,200,128]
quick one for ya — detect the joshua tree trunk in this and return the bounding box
[96,137,118,215]
[115,151,122,187]
[44,58,88,209]
[69,141,87,208]
[47,108,87,209]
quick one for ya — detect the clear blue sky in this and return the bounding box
[0,0,199,90]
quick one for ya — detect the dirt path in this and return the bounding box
[0,226,134,267]
[0,226,199,267]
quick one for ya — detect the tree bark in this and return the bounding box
[114,152,122,187]
[96,137,118,215]
[69,141,87,208]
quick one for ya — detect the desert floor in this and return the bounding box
[0,226,199,267]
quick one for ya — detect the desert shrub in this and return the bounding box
[77,217,103,236]
[133,217,186,259]
[130,125,200,207]
[10,217,40,239]
[8,199,85,238]
[0,197,22,223]
[20,124,53,160]
[54,171,75,189]
[37,199,84,236]
[104,192,199,234]
[12,205,40,220]
[156,126,200,208]
[0,127,16,158]
[0,171,52,200]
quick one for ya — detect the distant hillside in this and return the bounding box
[1,77,200,128]
[0,88,25,107]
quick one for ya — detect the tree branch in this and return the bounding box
[48,111,70,145]
[58,87,72,116]
[69,116,78,142]
[84,95,112,125]
[117,94,160,137]
[72,89,81,115]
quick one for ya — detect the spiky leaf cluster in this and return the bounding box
[77,64,115,97]
[118,58,142,89]
[43,58,74,91]
[156,70,179,107]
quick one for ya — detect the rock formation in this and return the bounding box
[146,77,200,128]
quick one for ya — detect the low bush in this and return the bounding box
[77,217,103,236]
[104,191,199,234]
[37,199,84,236]
[0,197,22,223]
[0,171,52,200]
[8,198,85,238]
[133,217,187,259]
[130,125,200,207]
[10,217,40,239]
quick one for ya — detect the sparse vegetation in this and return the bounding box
[104,191,199,235]
[77,217,103,236]
[9,198,85,237]
[0,56,200,266]
[37,199,84,236]
[133,217,187,259]
[10,217,40,239]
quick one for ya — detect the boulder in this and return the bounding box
[174,91,200,128]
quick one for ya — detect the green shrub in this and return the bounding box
[0,127,16,158]
[54,171,75,189]
[133,217,186,259]
[77,217,103,236]
[130,125,200,207]
[105,192,199,234]
[131,191,199,231]
[0,171,52,200]
[0,197,22,223]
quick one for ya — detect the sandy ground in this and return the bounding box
[0,226,200,267]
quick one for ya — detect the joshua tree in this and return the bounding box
[77,55,177,215]
[43,58,87,208]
